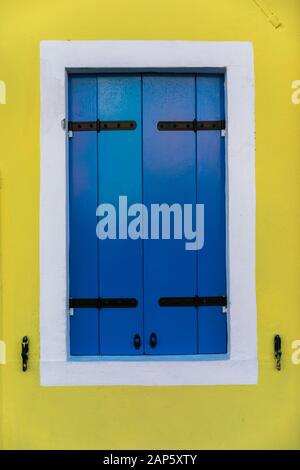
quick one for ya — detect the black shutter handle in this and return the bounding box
[134,334,141,350]
[150,333,157,349]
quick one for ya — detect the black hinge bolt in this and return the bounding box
[21,336,29,372]
[150,333,157,349]
[274,334,282,371]
[133,334,141,350]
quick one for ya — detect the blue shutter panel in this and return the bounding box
[143,75,198,354]
[196,75,227,354]
[69,76,99,355]
[97,75,143,355]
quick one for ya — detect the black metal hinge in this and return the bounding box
[159,296,227,307]
[69,298,138,309]
[157,120,225,132]
[68,120,137,132]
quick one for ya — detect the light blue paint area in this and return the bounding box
[97,75,144,355]
[68,353,230,362]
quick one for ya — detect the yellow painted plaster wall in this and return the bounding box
[0,0,300,450]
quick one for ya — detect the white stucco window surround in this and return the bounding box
[40,40,257,386]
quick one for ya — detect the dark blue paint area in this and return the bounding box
[196,75,227,353]
[69,76,99,355]
[198,307,227,354]
[70,308,99,356]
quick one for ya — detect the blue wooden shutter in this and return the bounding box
[69,72,227,357]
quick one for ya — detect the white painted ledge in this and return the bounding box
[41,359,258,387]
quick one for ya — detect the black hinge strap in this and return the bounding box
[68,120,137,132]
[157,120,225,132]
[69,298,138,308]
[159,296,227,307]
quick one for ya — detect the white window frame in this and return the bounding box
[40,40,257,386]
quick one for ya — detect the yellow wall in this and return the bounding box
[0,0,300,450]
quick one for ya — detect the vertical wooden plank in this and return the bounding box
[98,75,143,355]
[196,74,227,354]
[143,75,197,355]
[69,75,99,355]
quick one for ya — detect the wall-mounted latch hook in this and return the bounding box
[274,334,282,371]
[21,336,29,372]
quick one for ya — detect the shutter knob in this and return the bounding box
[133,334,141,350]
[150,332,157,349]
